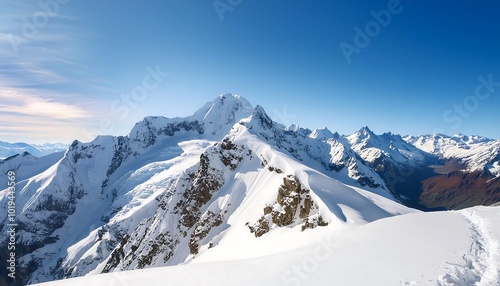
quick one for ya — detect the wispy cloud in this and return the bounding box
[0,86,90,119]
[0,1,106,143]
[1,2,75,75]
[0,83,98,143]
[0,115,92,144]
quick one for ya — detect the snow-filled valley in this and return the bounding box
[1,94,499,286]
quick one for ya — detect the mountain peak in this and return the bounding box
[348,126,376,142]
[285,124,300,132]
[359,126,374,135]
[192,93,252,118]
[346,126,383,150]
[197,94,254,136]
[218,92,244,102]
[215,93,252,109]
[431,133,450,139]
[129,94,255,145]
[250,104,274,129]
[309,127,334,140]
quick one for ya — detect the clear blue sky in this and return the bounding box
[1,0,499,143]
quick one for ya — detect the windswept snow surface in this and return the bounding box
[34,206,500,286]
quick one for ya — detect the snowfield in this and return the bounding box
[33,206,500,286]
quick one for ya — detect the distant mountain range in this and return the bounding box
[0,142,67,159]
[1,94,499,285]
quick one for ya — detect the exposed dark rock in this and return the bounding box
[219,138,245,171]
[159,121,204,138]
[248,175,328,237]
[357,176,381,188]
[132,119,204,148]
[268,166,283,174]
[179,153,223,228]
[189,210,226,254]
[103,136,133,189]
[248,217,270,238]
[69,142,93,164]
[102,235,130,273]
[137,232,173,268]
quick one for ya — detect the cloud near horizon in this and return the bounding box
[0,87,90,119]
[0,85,96,143]
[0,1,107,143]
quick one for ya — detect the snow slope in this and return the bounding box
[0,151,64,188]
[33,206,500,286]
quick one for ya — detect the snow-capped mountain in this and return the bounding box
[405,134,500,209]
[345,127,438,208]
[405,133,500,177]
[0,142,67,159]
[1,94,499,285]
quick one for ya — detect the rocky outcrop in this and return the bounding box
[130,118,204,148]
[248,175,328,237]
[102,136,134,188]
[178,152,225,229]
[189,210,226,254]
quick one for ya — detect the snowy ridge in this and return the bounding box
[0,151,64,189]
[308,127,335,141]
[240,110,396,199]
